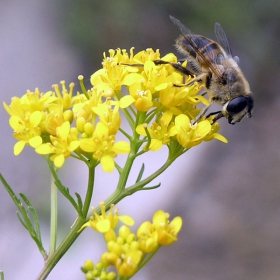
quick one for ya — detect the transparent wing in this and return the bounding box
[170,16,210,54]
[214,23,232,57]
[170,15,223,79]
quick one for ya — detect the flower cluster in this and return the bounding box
[4,48,227,172]
[81,203,182,279]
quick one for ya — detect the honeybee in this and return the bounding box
[168,16,254,124]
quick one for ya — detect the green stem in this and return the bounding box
[36,217,85,280]
[85,137,141,215]
[134,247,160,279]
[82,164,95,217]
[124,155,175,195]
[101,152,136,209]
[98,152,176,214]
[36,162,95,279]
[49,174,57,256]
[46,158,79,211]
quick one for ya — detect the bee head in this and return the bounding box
[223,95,254,124]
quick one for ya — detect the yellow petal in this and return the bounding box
[35,143,55,154]
[57,121,70,138]
[136,124,147,136]
[161,110,173,125]
[100,155,115,172]
[29,136,42,148]
[80,139,95,153]
[119,95,135,108]
[54,154,65,168]
[154,83,168,91]
[170,216,183,234]
[153,210,167,225]
[213,133,228,143]
[30,111,42,126]
[194,121,211,140]
[68,140,80,151]
[3,101,13,115]
[9,116,22,131]
[118,215,134,226]
[90,69,105,85]
[113,141,130,154]
[149,139,162,151]
[96,220,111,233]
[134,97,153,112]
[14,141,25,155]
[169,126,178,136]
[122,73,144,86]
[162,53,177,62]
[175,114,190,130]
[144,60,155,73]
[158,230,177,245]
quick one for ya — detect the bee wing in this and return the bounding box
[170,16,223,79]
[214,23,232,57]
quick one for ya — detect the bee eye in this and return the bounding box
[227,97,248,114]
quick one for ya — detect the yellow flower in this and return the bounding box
[9,111,44,155]
[35,121,80,168]
[92,100,121,135]
[52,81,75,110]
[4,88,59,154]
[83,208,183,279]
[79,202,134,233]
[137,220,159,253]
[170,114,212,149]
[122,60,169,95]
[120,82,153,112]
[203,119,228,143]
[100,223,142,277]
[44,104,67,136]
[4,48,228,171]
[115,250,143,277]
[137,210,183,249]
[90,49,138,97]
[152,210,183,246]
[79,122,130,172]
[4,88,57,119]
[73,87,102,124]
[136,111,176,151]
[130,48,161,64]
[159,82,204,109]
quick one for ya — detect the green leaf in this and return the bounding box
[0,173,47,258]
[135,163,145,183]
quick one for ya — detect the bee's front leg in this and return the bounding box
[194,102,213,124]
[206,111,224,124]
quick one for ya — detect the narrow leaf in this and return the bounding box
[135,163,145,183]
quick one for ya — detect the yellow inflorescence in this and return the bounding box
[81,206,183,279]
[4,48,227,172]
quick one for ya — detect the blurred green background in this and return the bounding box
[1,1,280,279]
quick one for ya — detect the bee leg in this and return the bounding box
[194,103,212,124]
[121,63,144,67]
[206,111,224,124]
[153,60,194,76]
[211,112,224,123]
